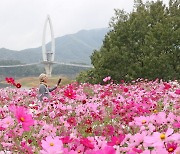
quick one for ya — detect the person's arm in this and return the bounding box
[49,78,61,92]
[48,86,57,92]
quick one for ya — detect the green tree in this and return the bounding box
[77,0,180,83]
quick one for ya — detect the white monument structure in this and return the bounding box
[42,15,55,77]
[0,15,93,70]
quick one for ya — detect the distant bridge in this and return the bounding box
[0,62,93,68]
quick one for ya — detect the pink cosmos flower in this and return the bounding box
[41,136,63,154]
[128,132,147,148]
[0,127,5,131]
[64,150,77,154]
[175,89,180,95]
[8,104,17,114]
[38,124,57,137]
[21,141,33,154]
[144,128,174,147]
[15,106,34,131]
[123,87,129,93]
[103,76,111,82]
[5,77,15,84]
[102,146,116,154]
[173,122,180,128]
[107,134,125,146]
[1,116,14,129]
[91,146,116,154]
[60,136,73,144]
[64,88,76,99]
[75,145,84,154]
[1,142,13,149]
[103,125,114,136]
[154,112,167,125]
[164,83,171,90]
[127,150,137,154]
[166,142,177,153]
[132,148,143,153]
[154,147,168,154]
[67,117,77,126]
[80,138,94,149]
[85,119,92,125]
[133,116,150,126]
[42,97,49,102]
[167,113,176,124]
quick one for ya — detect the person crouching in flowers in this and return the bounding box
[38,73,61,101]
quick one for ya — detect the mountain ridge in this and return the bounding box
[0,28,109,65]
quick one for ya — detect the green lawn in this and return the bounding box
[1,76,73,88]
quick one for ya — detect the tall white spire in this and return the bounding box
[42,15,55,77]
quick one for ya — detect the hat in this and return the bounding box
[39,73,47,82]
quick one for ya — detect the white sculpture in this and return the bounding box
[0,15,93,69]
[42,15,55,77]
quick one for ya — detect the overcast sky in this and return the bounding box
[0,0,169,51]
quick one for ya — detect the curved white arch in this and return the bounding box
[42,15,55,62]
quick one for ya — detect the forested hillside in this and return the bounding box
[0,28,108,64]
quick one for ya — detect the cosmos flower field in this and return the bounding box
[0,78,179,154]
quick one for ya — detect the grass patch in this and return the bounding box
[1,76,73,88]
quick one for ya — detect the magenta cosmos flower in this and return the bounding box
[175,89,180,95]
[107,134,125,146]
[5,77,15,84]
[64,88,76,99]
[166,142,178,153]
[80,138,94,149]
[15,106,34,131]
[60,136,73,144]
[67,117,77,126]
[15,83,22,88]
